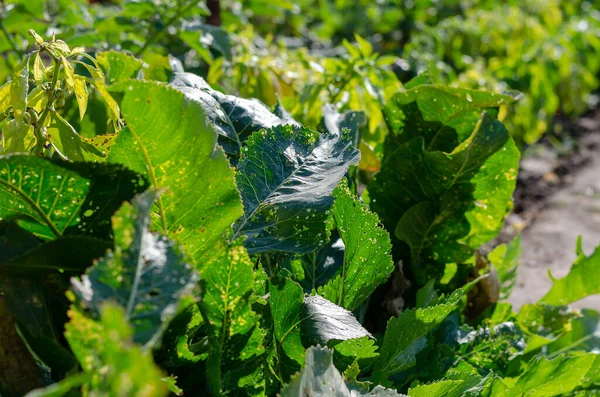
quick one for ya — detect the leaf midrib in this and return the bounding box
[125,125,168,233]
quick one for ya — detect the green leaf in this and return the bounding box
[517,304,580,353]
[383,112,516,284]
[11,56,29,124]
[373,289,463,381]
[199,243,259,393]
[383,85,517,152]
[540,239,600,306]
[488,235,521,300]
[321,179,394,311]
[270,277,305,366]
[63,304,168,396]
[408,380,463,397]
[1,119,34,154]
[491,354,597,397]
[170,72,296,162]
[0,154,147,240]
[45,112,112,161]
[71,190,198,347]
[97,50,143,84]
[234,125,360,254]
[107,81,243,262]
[371,86,519,245]
[282,346,403,397]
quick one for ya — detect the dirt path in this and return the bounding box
[509,126,600,310]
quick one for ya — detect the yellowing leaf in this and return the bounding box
[61,56,75,92]
[73,76,88,120]
[33,53,45,85]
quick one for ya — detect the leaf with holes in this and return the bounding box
[320,179,394,311]
[71,190,197,347]
[199,242,260,393]
[108,81,243,262]
[233,124,360,254]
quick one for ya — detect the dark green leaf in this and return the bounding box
[71,191,197,347]
[0,154,147,240]
[234,125,360,254]
[170,72,297,162]
[373,289,463,381]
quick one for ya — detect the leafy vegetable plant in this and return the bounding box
[0,30,598,397]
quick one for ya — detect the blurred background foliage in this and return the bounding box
[1,0,599,159]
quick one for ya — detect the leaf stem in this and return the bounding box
[134,0,200,57]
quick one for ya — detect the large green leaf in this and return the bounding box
[198,243,260,393]
[373,289,463,381]
[372,112,517,284]
[0,154,147,240]
[281,346,404,397]
[71,191,197,347]
[383,85,517,152]
[107,81,242,262]
[489,354,596,397]
[170,72,296,162]
[540,239,600,306]
[320,179,394,311]
[234,125,360,254]
[371,86,519,262]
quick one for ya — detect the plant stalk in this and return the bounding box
[33,56,60,155]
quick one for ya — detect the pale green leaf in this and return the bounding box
[73,76,88,120]
[33,53,44,85]
[108,81,243,262]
